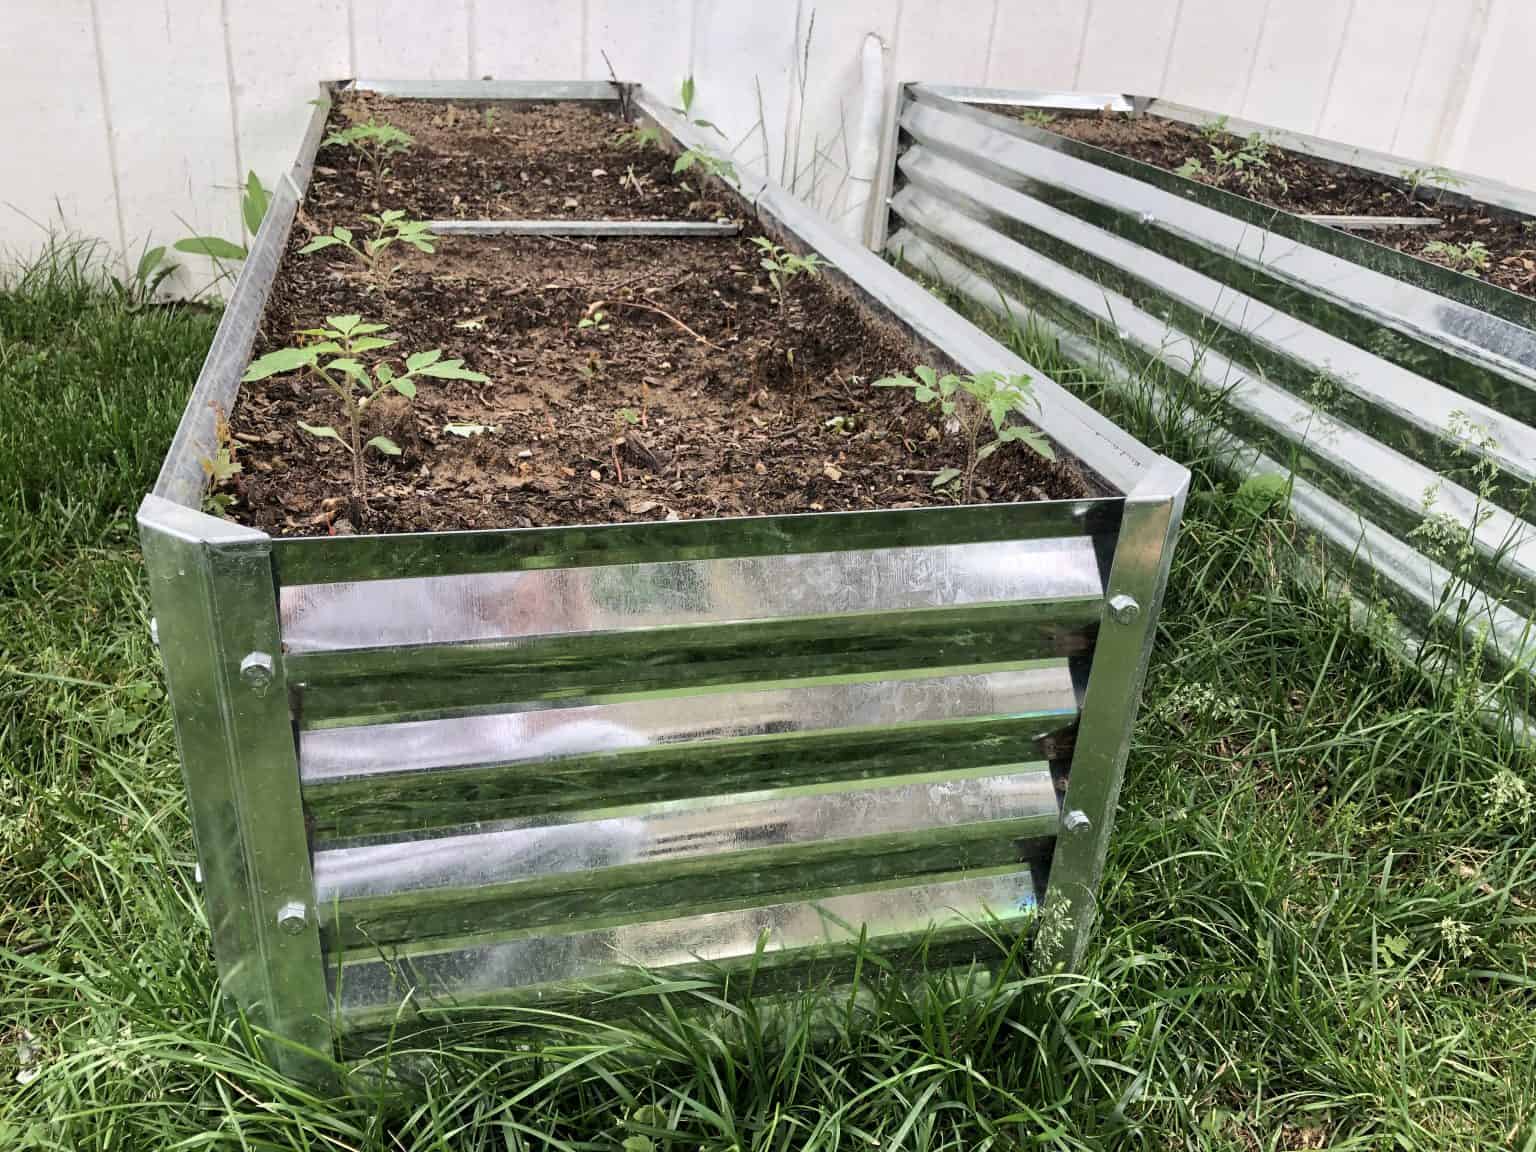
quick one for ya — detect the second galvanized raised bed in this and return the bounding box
[139,78,1186,1080]
[884,83,1536,726]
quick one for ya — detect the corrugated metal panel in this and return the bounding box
[884,85,1536,715]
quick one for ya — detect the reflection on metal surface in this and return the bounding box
[328,869,1042,1027]
[905,84,1536,335]
[887,177,1536,614]
[315,765,1057,894]
[301,664,1077,782]
[282,536,1104,651]
[138,77,1188,1070]
[885,87,1536,710]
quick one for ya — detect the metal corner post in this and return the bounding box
[138,497,333,1080]
[1036,458,1189,971]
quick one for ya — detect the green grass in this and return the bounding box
[3,244,1536,1149]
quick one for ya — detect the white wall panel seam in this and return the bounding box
[1312,0,1359,135]
[86,0,129,265]
[1156,0,1190,95]
[219,0,248,241]
[1235,0,1276,114]
[1070,0,1099,89]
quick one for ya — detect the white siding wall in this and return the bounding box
[4,0,1530,292]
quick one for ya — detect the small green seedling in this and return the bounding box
[876,366,1054,503]
[1179,132,1275,192]
[670,76,736,183]
[484,108,497,131]
[618,124,664,150]
[1423,239,1491,275]
[242,314,487,508]
[1402,166,1465,203]
[300,210,435,280]
[325,119,414,184]
[1232,472,1290,523]
[751,236,828,385]
[1018,108,1057,128]
[578,307,611,332]
[1197,115,1230,141]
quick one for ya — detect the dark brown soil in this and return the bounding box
[311,94,719,223]
[995,108,1536,299]
[227,97,1091,536]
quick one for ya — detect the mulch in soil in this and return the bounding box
[310,94,718,224]
[991,107,1536,299]
[226,99,1094,537]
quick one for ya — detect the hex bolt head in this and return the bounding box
[1063,809,1092,834]
[1139,211,1157,226]
[240,651,275,696]
[277,901,308,935]
[149,617,160,647]
[1107,594,1141,625]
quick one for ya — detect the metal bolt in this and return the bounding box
[1139,211,1157,226]
[193,863,202,885]
[277,901,308,935]
[1063,809,1092,834]
[149,617,159,647]
[240,651,274,696]
[1107,594,1141,625]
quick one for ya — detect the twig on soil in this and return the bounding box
[604,298,723,350]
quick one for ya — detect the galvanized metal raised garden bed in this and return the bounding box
[138,79,1186,1079]
[883,84,1536,725]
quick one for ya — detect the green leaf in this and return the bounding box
[298,235,347,254]
[976,440,1000,462]
[417,359,489,382]
[348,336,395,354]
[873,375,914,389]
[325,357,367,380]
[408,238,435,252]
[931,467,962,488]
[374,363,395,383]
[242,171,270,235]
[243,346,318,381]
[366,435,401,456]
[914,365,938,388]
[391,378,417,398]
[405,349,443,372]
[297,420,343,443]
[680,75,696,114]
[173,235,248,260]
[334,226,353,243]
[135,246,167,282]
[328,314,363,335]
[673,151,698,175]
[913,385,936,403]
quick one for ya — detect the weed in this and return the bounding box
[750,236,827,386]
[199,403,242,516]
[1231,472,1290,522]
[109,243,175,311]
[241,314,486,510]
[1402,165,1465,202]
[300,210,434,281]
[173,171,271,285]
[323,119,413,184]
[578,305,611,333]
[1197,114,1230,140]
[876,365,1054,501]
[1017,108,1057,128]
[1423,239,1491,275]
